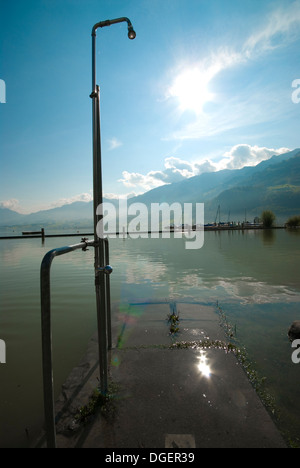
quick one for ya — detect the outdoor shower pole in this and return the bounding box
[91,17,136,394]
[91,37,108,395]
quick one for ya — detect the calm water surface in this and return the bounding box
[0,229,299,447]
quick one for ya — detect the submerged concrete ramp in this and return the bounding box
[41,302,286,448]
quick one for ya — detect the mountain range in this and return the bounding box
[132,148,300,222]
[1,148,300,228]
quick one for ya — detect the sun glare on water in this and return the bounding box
[197,351,211,378]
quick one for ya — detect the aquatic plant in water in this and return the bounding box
[167,308,180,335]
[75,382,118,425]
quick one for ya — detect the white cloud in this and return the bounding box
[194,159,217,174]
[118,170,167,191]
[219,144,290,170]
[244,1,300,57]
[0,198,21,211]
[104,192,139,200]
[107,138,123,151]
[118,157,206,192]
[165,157,194,174]
[49,192,93,209]
[118,145,291,192]
[118,155,216,192]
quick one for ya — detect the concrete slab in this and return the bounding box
[111,302,225,348]
[62,347,285,448]
[35,301,287,449]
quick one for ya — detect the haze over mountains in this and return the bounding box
[1,148,300,228]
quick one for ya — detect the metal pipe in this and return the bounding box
[92,17,135,38]
[40,239,94,448]
[104,238,112,350]
[90,16,135,395]
[91,83,108,394]
[40,14,136,447]
[91,17,136,94]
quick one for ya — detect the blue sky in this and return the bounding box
[1,0,300,213]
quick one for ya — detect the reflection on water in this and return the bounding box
[262,229,276,245]
[197,350,211,378]
[0,229,300,446]
[110,229,300,304]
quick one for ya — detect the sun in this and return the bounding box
[169,67,214,114]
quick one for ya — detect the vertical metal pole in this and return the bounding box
[91,31,108,394]
[40,255,56,448]
[104,238,112,350]
[90,17,135,393]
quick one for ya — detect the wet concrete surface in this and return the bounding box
[35,302,287,448]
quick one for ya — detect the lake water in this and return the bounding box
[0,229,299,447]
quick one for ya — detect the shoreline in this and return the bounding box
[0,225,288,240]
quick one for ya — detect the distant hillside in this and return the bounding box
[0,207,26,225]
[1,148,299,228]
[131,149,300,208]
[0,198,116,228]
[126,148,299,223]
[25,201,93,224]
[0,201,92,227]
[204,152,300,222]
